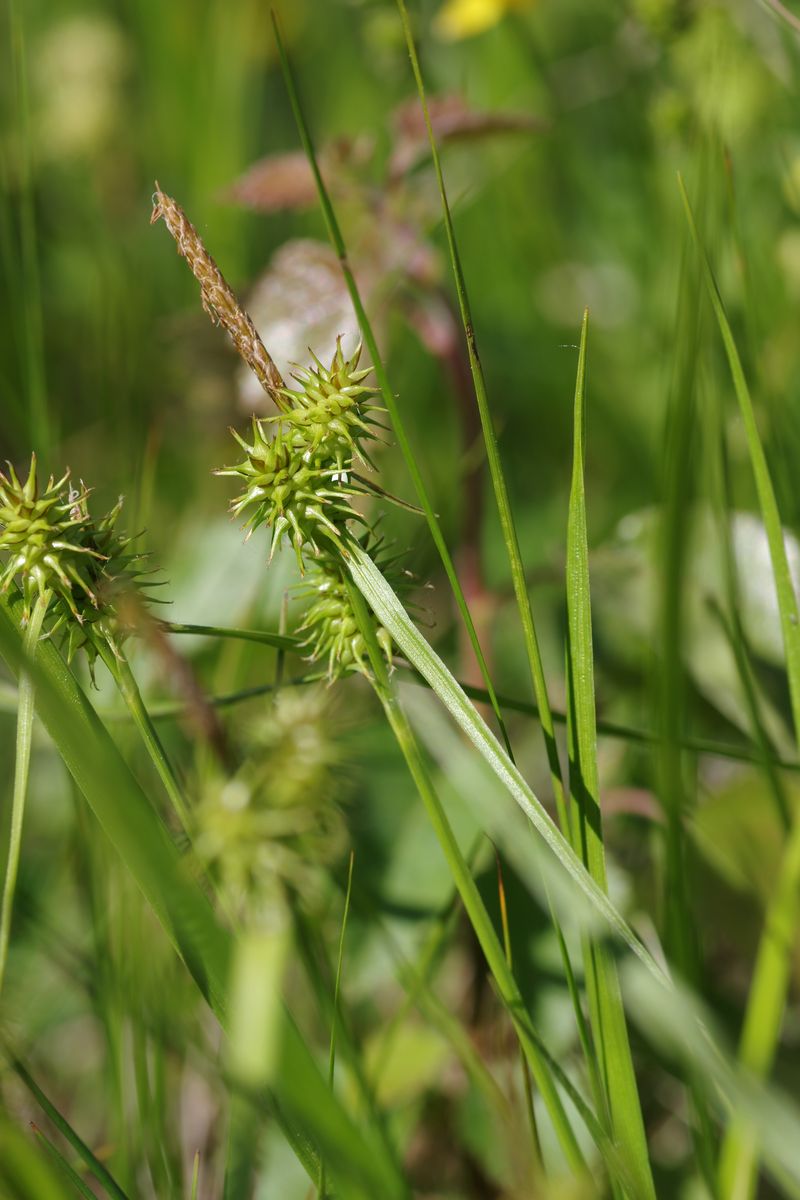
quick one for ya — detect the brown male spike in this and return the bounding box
[150,184,286,404]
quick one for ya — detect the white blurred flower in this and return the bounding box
[239,239,364,411]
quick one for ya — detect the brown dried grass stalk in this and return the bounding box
[151,184,286,402]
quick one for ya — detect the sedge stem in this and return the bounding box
[99,643,192,834]
[0,590,50,996]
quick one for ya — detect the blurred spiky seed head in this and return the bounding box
[0,454,102,624]
[195,687,348,920]
[150,185,285,404]
[242,686,347,808]
[216,420,364,572]
[276,337,384,468]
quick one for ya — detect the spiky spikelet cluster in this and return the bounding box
[299,560,392,679]
[217,335,413,678]
[296,532,418,681]
[195,687,348,920]
[44,495,159,674]
[275,339,384,469]
[216,418,367,572]
[0,454,157,673]
[217,338,386,573]
[0,455,101,624]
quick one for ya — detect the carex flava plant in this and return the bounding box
[150,184,608,1189]
[6,7,800,1196]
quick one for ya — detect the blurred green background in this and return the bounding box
[3,0,800,1196]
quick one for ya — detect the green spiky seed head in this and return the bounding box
[0,454,101,624]
[297,538,408,681]
[44,495,160,674]
[216,420,364,571]
[276,338,383,469]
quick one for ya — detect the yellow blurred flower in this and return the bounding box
[435,0,534,40]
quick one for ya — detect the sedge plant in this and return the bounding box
[150,172,688,1194]
[6,11,800,1196]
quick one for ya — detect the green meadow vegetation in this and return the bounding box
[3,0,800,1196]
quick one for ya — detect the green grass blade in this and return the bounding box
[494,852,542,1170]
[0,592,408,1200]
[0,1119,72,1200]
[345,537,662,979]
[9,1057,131,1200]
[271,11,513,759]
[434,680,800,771]
[655,218,717,1186]
[374,905,511,1116]
[293,913,400,1177]
[31,1125,102,1200]
[99,644,192,834]
[116,622,800,774]
[678,174,800,740]
[389,24,597,1126]
[164,621,299,651]
[224,918,291,1200]
[710,600,791,829]
[656,231,704,976]
[92,663,800,774]
[361,836,489,1088]
[319,849,355,1199]
[7,0,51,452]
[622,960,800,1194]
[0,591,48,997]
[679,174,800,1199]
[344,579,588,1174]
[394,0,565,806]
[564,311,655,1199]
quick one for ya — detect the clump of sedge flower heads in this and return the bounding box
[152,185,405,680]
[215,333,384,575]
[0,454,156,675]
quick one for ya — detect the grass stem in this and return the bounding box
[318,849,355,1199]
[344,578,588,1174]
[99,644,192,834]
[0,590,49,997]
